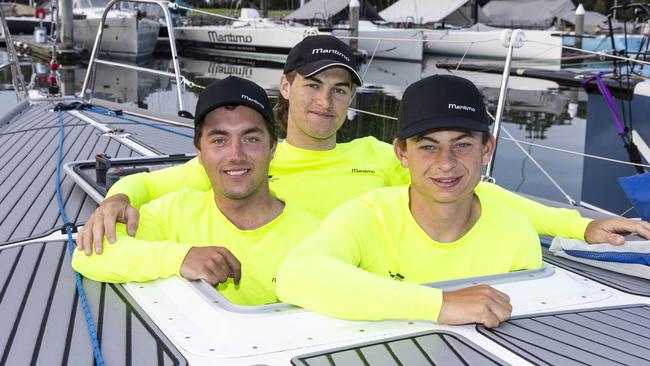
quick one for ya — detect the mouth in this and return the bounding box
[309,110,335,118]
[430,176,462,188]
[223,168,250,176]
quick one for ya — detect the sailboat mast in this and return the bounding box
[472,0,479,25]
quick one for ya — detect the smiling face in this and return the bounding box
[394,129,494,206]
[280,67,353,148]
[196,105,276,202]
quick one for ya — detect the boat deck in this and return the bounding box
[0,99,193,365]
[1,99,649,365]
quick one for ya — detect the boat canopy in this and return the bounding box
[284,0,382,22]
[379,0,486,25]
[482,0,574,29]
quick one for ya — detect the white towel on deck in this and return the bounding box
[549,237,650,280]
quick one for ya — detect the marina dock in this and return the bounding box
[0,34,83,63]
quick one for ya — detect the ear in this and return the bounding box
[393,138,409,168]
[482,134,496,165]
[279,74,291,99]
[270,139,277,159]
[196,147,203,165]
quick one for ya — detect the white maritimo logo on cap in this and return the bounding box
[311,48,350,62]
[241,94,264,109]
[448,103,476,112]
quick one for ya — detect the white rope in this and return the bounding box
[528,39,650,67]
[498,124,577,206]
[456,42,475,71]
[181,76,205,90]
[352,39,382,103]
[499,136,650,169]
[349,107,397,120]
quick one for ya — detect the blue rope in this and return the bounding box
[87,105,193,139]
[55,110,105,366]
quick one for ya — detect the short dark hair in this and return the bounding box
[272,71,297,133]
[194,104,277,149]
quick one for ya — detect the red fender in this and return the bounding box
[34,7,46,20]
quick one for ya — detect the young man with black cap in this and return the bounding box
[275,75,542,328]
[77,34,408,253]
[77,35,650,257]
[72,76,319,306]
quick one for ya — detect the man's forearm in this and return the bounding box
[72,230,192,283]
[276,253,442,322]
[477,182,592,240]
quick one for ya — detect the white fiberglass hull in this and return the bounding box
[173,26,320,62]
[333,22,424,61]
[75,15,159,60]
[424,29,562,60]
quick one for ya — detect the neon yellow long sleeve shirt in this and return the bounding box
[275,186,542,322]
[107,137,408,219]
[107,138,591,237]
[72,189,319,306]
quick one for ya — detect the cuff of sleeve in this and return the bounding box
[160,244,193,277]
[570,216,593,241]
[409,285,443,322]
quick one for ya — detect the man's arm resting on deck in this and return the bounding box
[276,203,512,327]
[72,231,241,285]
[477,181,591,239]
[478,182,650,243]
[72,225,193,283]
[77,157,209,254]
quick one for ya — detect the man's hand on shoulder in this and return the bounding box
[180,247,242,286]
[77,194,139,255]
[438,284,512,328]
[585,217,650,245]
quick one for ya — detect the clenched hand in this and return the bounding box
[180,246,242,286]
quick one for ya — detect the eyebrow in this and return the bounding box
[415,133,476,143]
[206,126,265,136]
[306,75,352,89]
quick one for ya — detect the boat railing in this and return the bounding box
[80,0,192,117]
[0,3,28,100]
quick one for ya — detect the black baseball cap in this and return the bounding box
[284,35,363,86]
[194,76,274,126]
[398,75,489,139]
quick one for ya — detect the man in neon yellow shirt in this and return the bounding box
[72,76,319,306]
[276,75,541,327]
[76,35,650,255]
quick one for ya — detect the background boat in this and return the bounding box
[3,0,159,60]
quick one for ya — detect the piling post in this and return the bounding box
[349,0,359,52]
[60,0,74,51]
[261,0,268,18]
[575,4,585,49]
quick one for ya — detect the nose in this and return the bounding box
[315,88,333,109]
[436,147,457,172]
[226,140,245,161]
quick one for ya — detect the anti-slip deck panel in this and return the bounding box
[78,110,195,155]
[542,248,650,297]
[0,240,187,366]
[0,103,140,243]
[478,304,650,366]
[292,330,507,366]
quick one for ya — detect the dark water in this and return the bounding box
[0,50,635,214]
